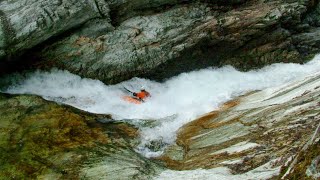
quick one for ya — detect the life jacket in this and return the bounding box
[135,91,150,100]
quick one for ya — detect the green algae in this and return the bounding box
[0,93,164,179]
[0,94,110,178]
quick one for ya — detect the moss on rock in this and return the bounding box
[0,93,162,179]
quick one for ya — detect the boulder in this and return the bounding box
[1,1,320,83]
[0,93,163,179]
[158,71,320,179]
[34,0,316,84]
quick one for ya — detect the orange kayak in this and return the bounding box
[122,96,142,104]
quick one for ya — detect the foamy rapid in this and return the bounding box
[2,55,320,157]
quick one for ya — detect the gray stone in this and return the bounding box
[0,0,110,56]
[34,0,317,84]
[0,0,319,83]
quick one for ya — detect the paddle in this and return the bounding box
[123,87,134,94]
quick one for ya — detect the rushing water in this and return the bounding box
[1,55,320,157]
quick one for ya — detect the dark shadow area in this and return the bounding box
[139,38,236,82]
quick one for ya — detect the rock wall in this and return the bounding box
[0,0,320,83]
[0,0,110,59]
[37,0,319,83]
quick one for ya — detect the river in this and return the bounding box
[1,55,320,158]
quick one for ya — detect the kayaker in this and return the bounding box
[133,89,151,101]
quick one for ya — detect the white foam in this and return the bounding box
[2,55,320,157]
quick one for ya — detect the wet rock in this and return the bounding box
[145,139,169,152]
[79,147,164,180]
[159,72,320,178]
[0,93,163,179]
[306,155,320,179]
[163,144,185,161]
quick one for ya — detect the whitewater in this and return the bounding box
[1,55,320,158]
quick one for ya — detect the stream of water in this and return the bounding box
[1,55,320,157]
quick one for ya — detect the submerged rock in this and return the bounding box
[0,93,163,179]
[159,72,320,179]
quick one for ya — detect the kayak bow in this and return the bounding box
[122,96,142,104]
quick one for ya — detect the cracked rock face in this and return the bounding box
[0,0,110,59]
[36,0,310,83]
[0,0,319,84]
[158,72,320,179]
[36,0,320,83]
[39,4,213,83]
